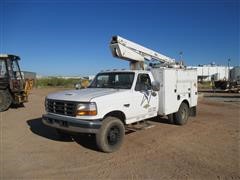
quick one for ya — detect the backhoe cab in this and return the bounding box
[0,54,33,111]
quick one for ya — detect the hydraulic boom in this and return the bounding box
[110,36,178,70]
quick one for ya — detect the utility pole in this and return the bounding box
[179,51,183,61]
[228,58,231,80]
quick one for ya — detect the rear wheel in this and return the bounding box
[0,89,12,112]
[174,102,189,125]
[96,117,125,153]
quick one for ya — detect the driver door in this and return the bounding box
[130,73,159,124]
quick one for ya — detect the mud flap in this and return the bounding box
[189,106,197,117]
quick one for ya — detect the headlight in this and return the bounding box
[45,98,48,111]
[76,102,97,116]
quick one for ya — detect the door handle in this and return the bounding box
[151,91,157,97]
[124,104,130,107]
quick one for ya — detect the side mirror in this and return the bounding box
[151,81,160,91]
[75,83,81,90]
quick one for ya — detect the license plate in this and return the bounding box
[58,120,68,127]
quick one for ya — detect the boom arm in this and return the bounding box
[110,36,176,70]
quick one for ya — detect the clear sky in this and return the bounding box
[0,0,239,76]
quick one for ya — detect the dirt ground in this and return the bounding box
[0,88,239,179]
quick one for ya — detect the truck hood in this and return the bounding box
[47,88,124,102]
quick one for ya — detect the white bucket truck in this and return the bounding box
[42,36,198,152]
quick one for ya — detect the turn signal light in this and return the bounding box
[76,110,97,116]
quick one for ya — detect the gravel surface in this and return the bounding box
[0,88,239,179]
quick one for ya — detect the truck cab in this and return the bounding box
[86,70,159,124]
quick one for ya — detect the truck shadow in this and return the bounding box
[26,118,72,142]
[149,116,174,125]
[26,118,99,151]
[27,116,174,152]
[73,134,98,151]
[10,103,25,109]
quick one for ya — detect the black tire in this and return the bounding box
[173,102,189,125]
[0,89,12,112]
[96,116,125,153]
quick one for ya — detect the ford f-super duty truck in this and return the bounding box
[42,36,198,152]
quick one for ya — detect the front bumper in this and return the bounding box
[42,113,102,134]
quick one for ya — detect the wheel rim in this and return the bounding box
[107,126,121,146]
[181,107,187,120]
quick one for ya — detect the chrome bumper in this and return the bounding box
[42,114,102,134]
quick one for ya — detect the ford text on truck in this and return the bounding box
[42,36,198,152]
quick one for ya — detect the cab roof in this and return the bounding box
[100,69,149,74]
[0,54,20,60]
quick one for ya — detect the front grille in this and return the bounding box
[46,99,77,117]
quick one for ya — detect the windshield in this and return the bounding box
[89,72,134,89]
[0,60,7,78]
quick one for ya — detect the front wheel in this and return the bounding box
[0,89,13,112]
[173,102,189,125]
[96,116,125,153]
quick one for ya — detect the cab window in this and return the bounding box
[135,74,151,91]
[0,60,7,78]
[11,60,22,79]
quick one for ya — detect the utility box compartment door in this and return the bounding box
[151,68,198,116]
[177,69,198,107]
[151,68,178,115]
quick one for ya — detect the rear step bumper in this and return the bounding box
[42,113,102,134]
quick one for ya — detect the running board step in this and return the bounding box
[126,121,155,132]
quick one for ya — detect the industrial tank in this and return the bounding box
[230,66,240,83]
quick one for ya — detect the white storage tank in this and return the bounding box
[230,66,240,82]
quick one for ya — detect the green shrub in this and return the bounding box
[36,77,82,88]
